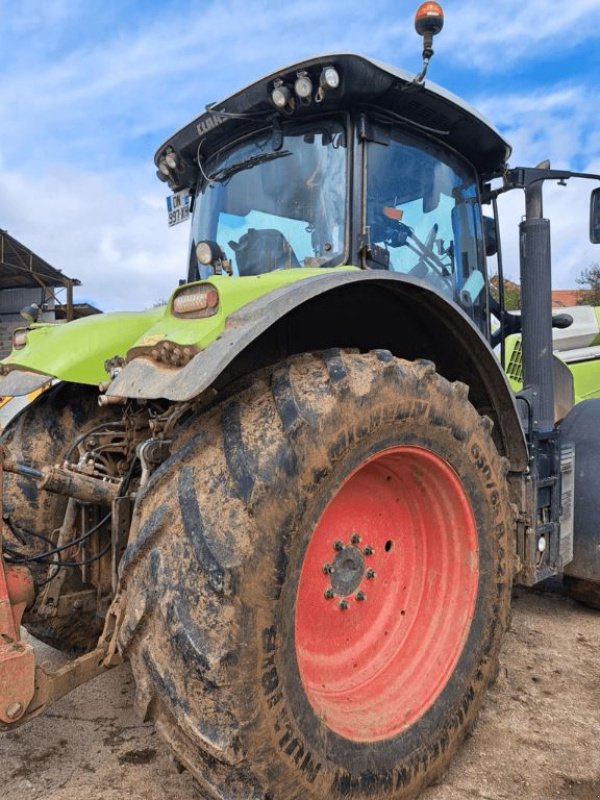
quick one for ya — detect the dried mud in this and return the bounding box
[0,581,598,800]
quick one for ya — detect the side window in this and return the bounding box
[366,131,487,328]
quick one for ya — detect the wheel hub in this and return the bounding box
[330,543,364,595]
[323,538,375,602]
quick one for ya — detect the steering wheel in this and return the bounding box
[405,223,452,289]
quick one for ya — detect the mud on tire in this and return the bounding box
[119,350,513,800]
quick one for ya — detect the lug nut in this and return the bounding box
[351,534,361,545]
[324,588,334,600]
[338,600,349,610]
[333,540,344,551]
[363,545,374,555]
[5,702,23,720]
[355,591,366,601]
[366,569,376,580]
[322,563,332,574]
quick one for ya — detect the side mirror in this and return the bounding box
[591,187,600,244]
[483,216,498,256]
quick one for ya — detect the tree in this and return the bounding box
[490,275,521,311]
[576,264,600,306]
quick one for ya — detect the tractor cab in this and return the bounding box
[156,52,510,337]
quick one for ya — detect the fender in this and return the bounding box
[107,271,527,470]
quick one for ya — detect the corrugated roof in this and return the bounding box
[0,229,80,290]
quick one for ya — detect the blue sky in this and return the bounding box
[1,0,599,309]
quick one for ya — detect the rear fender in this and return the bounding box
[108,271,527,470]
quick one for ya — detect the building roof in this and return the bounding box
[552,289,588,307]
[0,229,80,291]
[55,302,101,320]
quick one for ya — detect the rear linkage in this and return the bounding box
[0,397,196,727]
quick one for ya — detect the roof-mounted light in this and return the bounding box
[320,66,340,90]
[294,71,313,101]
[271,80,293,110]
[164,150,178,170]
[413,2,444,84]
[316,65,340,103]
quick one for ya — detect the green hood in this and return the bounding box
[2,268,355,386]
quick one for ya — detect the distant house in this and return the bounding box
[491,277,591,309]
[0,230,99,358]
[552,289,590,307]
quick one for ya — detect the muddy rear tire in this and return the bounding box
[1,382,121,652]
[120,351,513,800]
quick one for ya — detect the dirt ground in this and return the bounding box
[1,581,598,800]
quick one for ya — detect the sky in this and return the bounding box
[1,0,599,311]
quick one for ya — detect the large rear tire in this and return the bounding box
[1,382,121,652]
[120,351,513,800]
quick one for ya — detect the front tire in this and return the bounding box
[120,351,513,800]
[1,382,121,652]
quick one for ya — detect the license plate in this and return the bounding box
[166,190,191,227]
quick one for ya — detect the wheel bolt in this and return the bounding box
[333,540,344,551]
[322,563,332,574]
[363,545,374,555]
[5,702,23,720]
[351,534,361,545]
[366,569,376,580]
[355,591,366,601]
[324,588,334,600]
[338,600,349,610]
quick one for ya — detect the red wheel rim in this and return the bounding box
[294,446,479,742]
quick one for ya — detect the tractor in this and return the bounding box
[1,4,600,798]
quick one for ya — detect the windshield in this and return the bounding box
[191,119,347,278]
[366,128,486,325]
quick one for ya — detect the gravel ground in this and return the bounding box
[1,582,599,800]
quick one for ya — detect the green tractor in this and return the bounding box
[1,4,600,798]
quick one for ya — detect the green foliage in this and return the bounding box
[576,264,600,306]
[490,276,521,311]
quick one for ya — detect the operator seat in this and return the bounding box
[229,228,300,276]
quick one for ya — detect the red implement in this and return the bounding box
[0,462,36,724]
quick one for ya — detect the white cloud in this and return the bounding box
[473,82,600,289]
[1,0,599,310]
[0,1,416,170]
[0,164,187,311]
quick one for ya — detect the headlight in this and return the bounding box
[172,284,219,318]
[196,240,221,266]
[12,329,28,349]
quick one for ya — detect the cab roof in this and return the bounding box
[155,53,511,191]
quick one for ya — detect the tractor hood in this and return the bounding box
[0,268,352,396]
[0,308,165,393]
